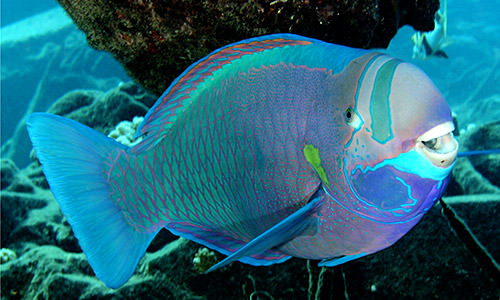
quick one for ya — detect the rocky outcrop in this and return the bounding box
[56,0,440,95]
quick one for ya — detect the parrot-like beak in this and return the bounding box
[415,121,458,168]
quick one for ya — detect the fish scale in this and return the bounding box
[108,63,322,243]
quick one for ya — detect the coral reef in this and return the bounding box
[455,94,500,131]
[448,120,500,195]
[3,3,498,297]
[46,82,156,135]
[460,120,500,185]
[55,0,439,95]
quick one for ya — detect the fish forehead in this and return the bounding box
[355,56,448,135]
[340,53,451,164]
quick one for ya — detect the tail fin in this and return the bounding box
[26,113,158,288]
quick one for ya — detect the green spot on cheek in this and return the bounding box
[304,144,330,187]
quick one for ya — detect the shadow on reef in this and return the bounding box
[55,0,440,96]
[1,83,499,299]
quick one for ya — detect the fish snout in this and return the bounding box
[415,121,458,168]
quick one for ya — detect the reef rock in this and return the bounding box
[46,81,156,135]
[448,120,500,195]
[1,159,20,190]
[56,0,439,95]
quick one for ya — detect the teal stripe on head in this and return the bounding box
[345,53,383,149]
[370,58,401,144]
[354,54,384,110]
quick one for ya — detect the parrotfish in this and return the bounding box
[27,33,459,288]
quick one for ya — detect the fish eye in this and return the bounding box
[422,138,438,149]
[344,107,362,129]
[344,108,353,122]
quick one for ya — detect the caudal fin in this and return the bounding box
[27,113,158,288]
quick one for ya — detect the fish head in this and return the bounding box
[329,54,458,224]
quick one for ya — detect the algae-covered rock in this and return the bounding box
[450,120,500,195]
[1,159,20,190]
[462,120,500,185]
[0,245,98,299]
[2,159,36,194]
[47,81,156,135]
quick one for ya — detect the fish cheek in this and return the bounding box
[347,165,440,222]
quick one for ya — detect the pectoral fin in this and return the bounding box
[318,252,367,267]
[207,192,323,272]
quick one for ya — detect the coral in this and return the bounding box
[192,247,218,273]
[455,94,500,130]
[108,116,144,147]
[1,159,19,190]
[46,81,156,136]
[55,0,439,95]
[1,159,36,194]
[0,248,17,264]
[449,120,500,195]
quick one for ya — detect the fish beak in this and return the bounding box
[415,121,458,168]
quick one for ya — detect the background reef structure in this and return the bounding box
[56,0,439,95]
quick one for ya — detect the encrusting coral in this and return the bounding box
[107,116,144,147]
[192,247,218,273]
[0,248,17,264]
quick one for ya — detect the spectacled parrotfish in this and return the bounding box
[26,33,459,288]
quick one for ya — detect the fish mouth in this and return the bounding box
[415,121,458,168]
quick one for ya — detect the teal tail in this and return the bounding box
[26,113,158,288]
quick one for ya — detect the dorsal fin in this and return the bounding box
[131,34,313,154]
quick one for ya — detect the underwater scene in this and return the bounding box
[1,0,499,299]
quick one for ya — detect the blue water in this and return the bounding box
[1,0,499,168]
[1,1,132,167]
[1,0,58,26]
[387,0,500,116]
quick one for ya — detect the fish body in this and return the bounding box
[27,34,458,288]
